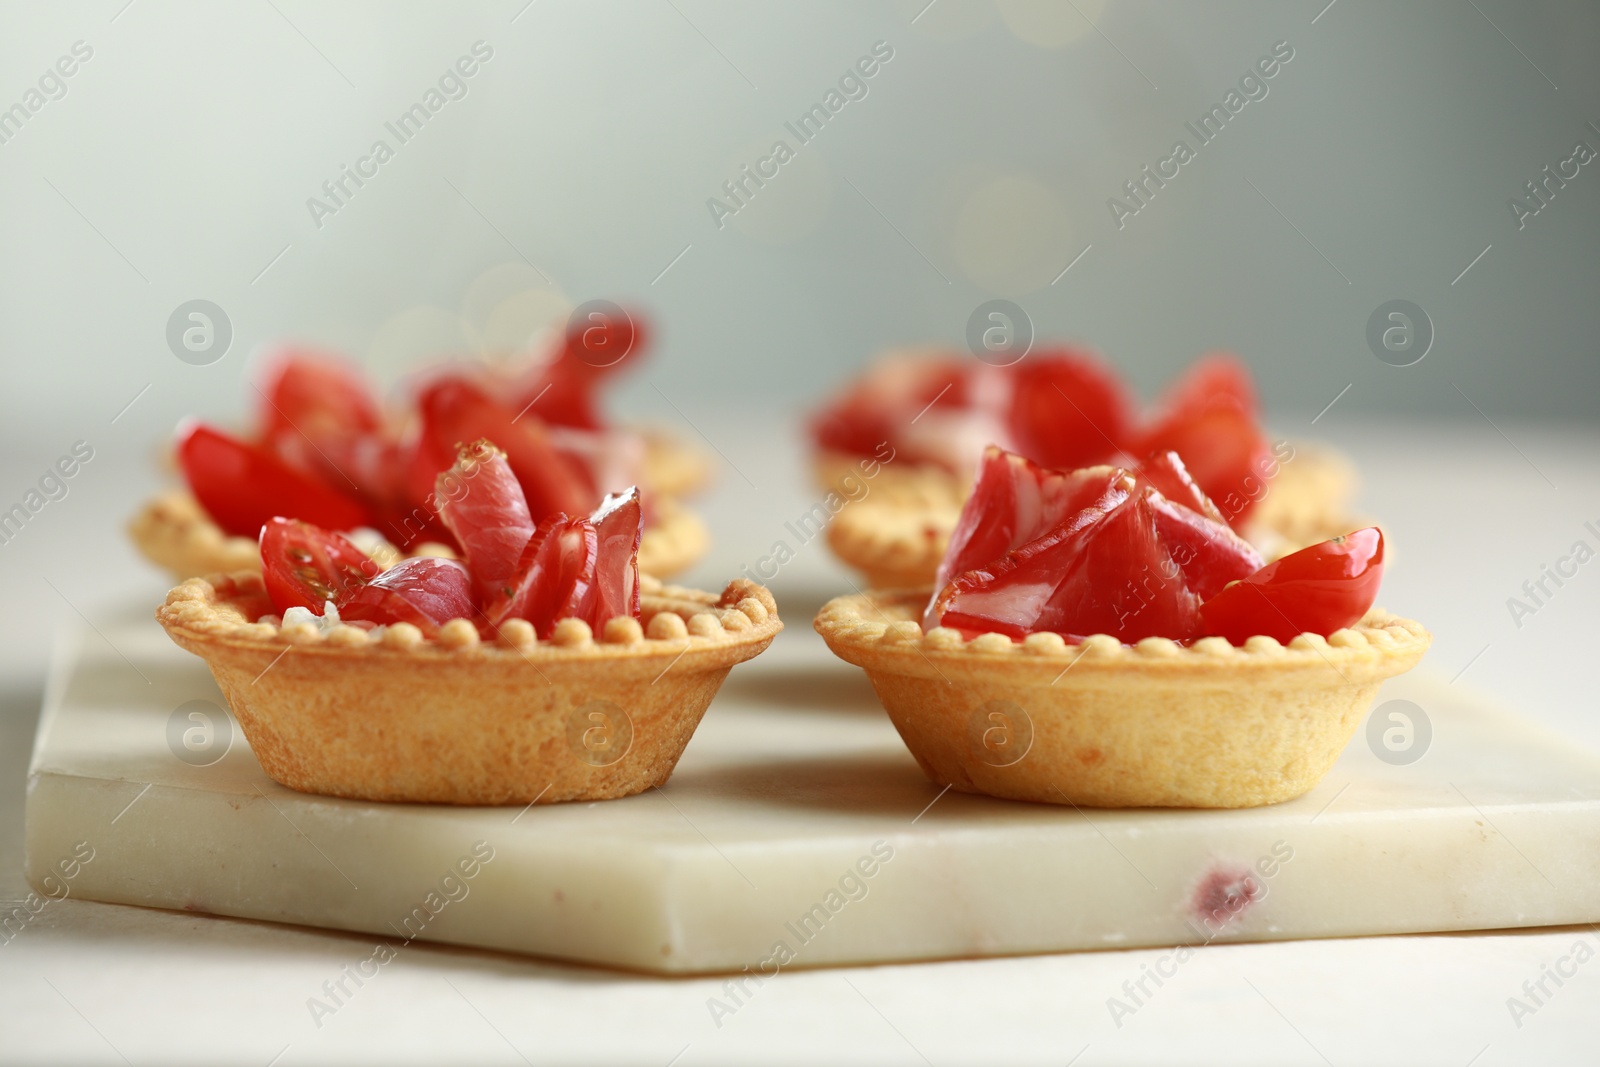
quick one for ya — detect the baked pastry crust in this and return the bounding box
[813,448,969,509]
[641,426,714,499]
[819,443,1360,588]
[129,489,708,582]
[815,589,1429,809]
[157,572,780,805]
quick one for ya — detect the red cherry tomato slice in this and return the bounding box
[1006,349,1133,471]
[411,379,594,524]
[178,422,373,538]
[1133,354,1269,527]
[336,556,474,636]
[257,349,383,439]
[1198,528,1385,645]
[588,486,643,625]
[435,440,537,608]
[492,515,599,636]
[259,517,381,615]
[1156,351,1258,415]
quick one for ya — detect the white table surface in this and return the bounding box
[2,411,1598,1066]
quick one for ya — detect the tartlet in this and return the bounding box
[818,445,1424,809]
[809,349,1362,587]
[130,334,714,583]
[159,571,780,805]
[129,489,708,582]
[816,589,1428,808]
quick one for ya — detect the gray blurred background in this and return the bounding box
[1,0,1596,425]
[0,1,1597,741]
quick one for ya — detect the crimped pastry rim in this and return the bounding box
[815,588,1430,680]
[158,571,782,664]
[129,488,708,581]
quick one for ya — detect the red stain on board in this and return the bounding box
[1189,865,1262,936]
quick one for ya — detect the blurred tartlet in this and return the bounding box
[130,315,711,581]
[809,349,1358,587]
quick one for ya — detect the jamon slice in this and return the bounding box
[588,487,643,625]
[925,446,1130,628]
[924,446,1267,643]
[1146,494,1263,602]
[1029,490,1205,642]
[1136,452,1263,602]
[493,515,600,635]
[1134,451,1226,525]
[932,486,1205,642]
[929,483,1127,639]
[411,378,593,524]
[809,355,973,459]
[428,439,645,636]
[491,485,646,636]
[1007,349,1133,472]
[436,441,536,608]
[336,557,474,636]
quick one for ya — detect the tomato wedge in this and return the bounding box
[178,423,372,538]
[336,556,474,636]
[435,440,536,608]
[257,349,383,441]
[259,517,381,615]
[1007,349,1132,472]
[1198,528,1385,645]
[1131,354,1269,526]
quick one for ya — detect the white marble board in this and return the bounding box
[23,612,1600,975]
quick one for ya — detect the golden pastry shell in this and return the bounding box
[815,589,1429,809]
[157,572,780,805]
